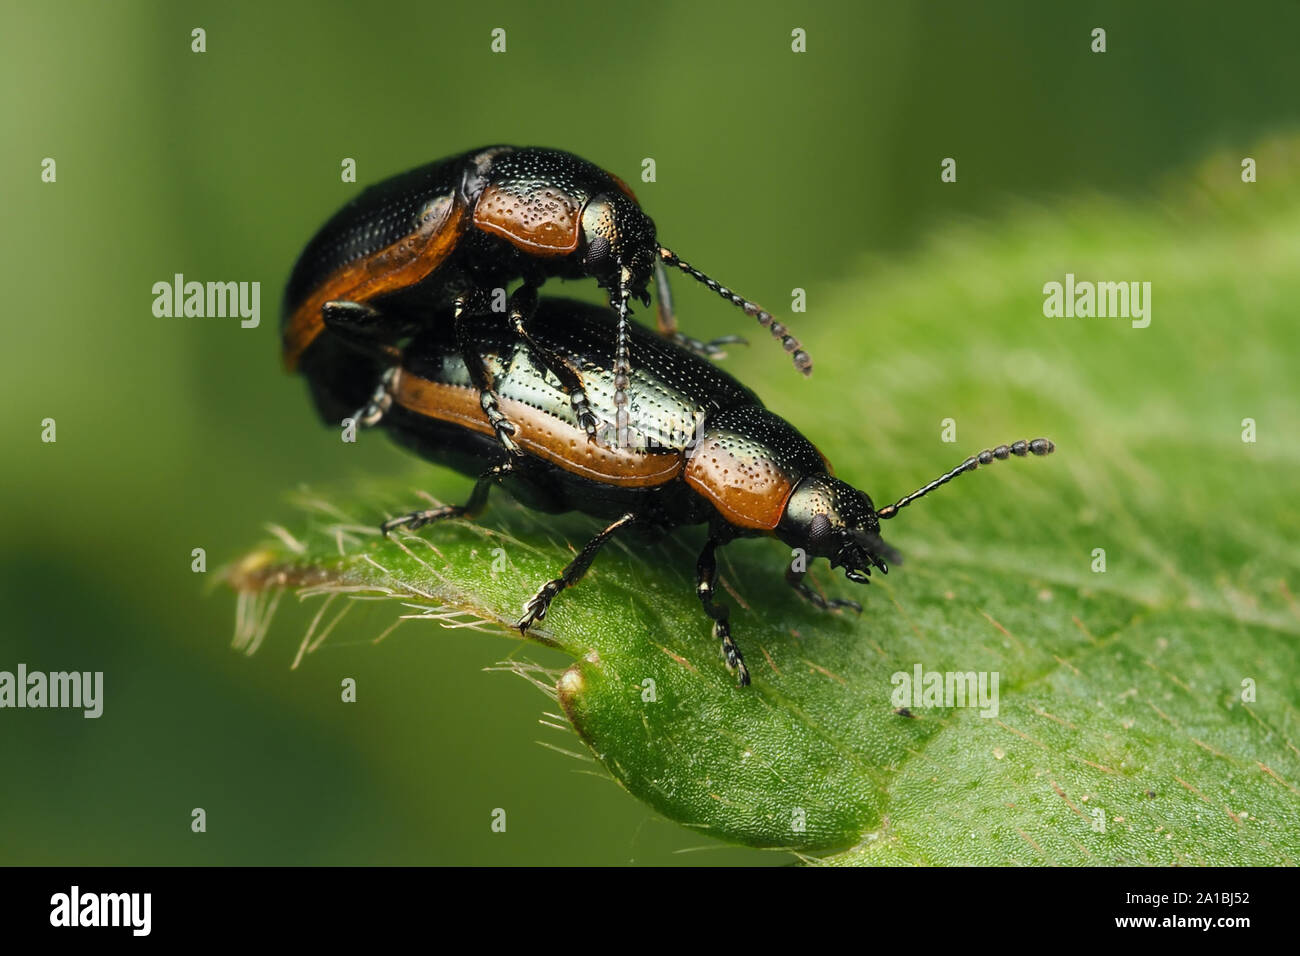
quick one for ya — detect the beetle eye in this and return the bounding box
[808,513,832,547]
[585,234,612,271]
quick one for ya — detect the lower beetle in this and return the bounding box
[282,145,810,451]
[340,298,1054,686]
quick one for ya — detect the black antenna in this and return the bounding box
[876,439,1055,520]
[658,246,811,376]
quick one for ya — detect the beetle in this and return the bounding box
[282,145,810,452]
[330,297,1055,686]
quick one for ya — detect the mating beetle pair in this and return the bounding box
[282,146,809,450]
[283,147,1056,685]
[322,298,1053,686]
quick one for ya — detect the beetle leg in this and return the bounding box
[505,284,600,441]
[454,293,522,456]
[668,331,749,360]
[381,461,513,536]
[321,299,382,336]
[696,538,750,686]
[320,299,411,360]
[517,512,637,632]
[784,567,863,614]
[351,365,399,428]
[653,257,677,336]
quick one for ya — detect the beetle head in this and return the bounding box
[581,194,657,306]
[777,475,891,583]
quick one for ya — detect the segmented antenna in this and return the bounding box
[658,246,812,376]
[611,263,633,448]
[876,439,1055,520]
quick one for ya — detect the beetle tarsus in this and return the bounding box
[478,390,522,456]
[718,623,751,687]
[381,461,513,537]
[697,537,750,686]
[517,580,562,632]
[668,331,748,361]
[785,568,863,613]
[351,366,398,428]
[574,400,601,440]
[381,506,464,536]
[516,512,638,632]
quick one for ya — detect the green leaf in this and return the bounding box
[229,139,1300,863]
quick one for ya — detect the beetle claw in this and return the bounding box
[484,410,522,456]
[381,507,461,537]
[517,581,562,632]
[669,331,749,361]
[717,625,750,687]
[498,429,523,456]
[573,402,601,439]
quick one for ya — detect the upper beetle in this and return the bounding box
[338,297,1055,687]
[281,146,810,451]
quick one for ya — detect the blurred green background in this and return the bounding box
[3,1,1297,864]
